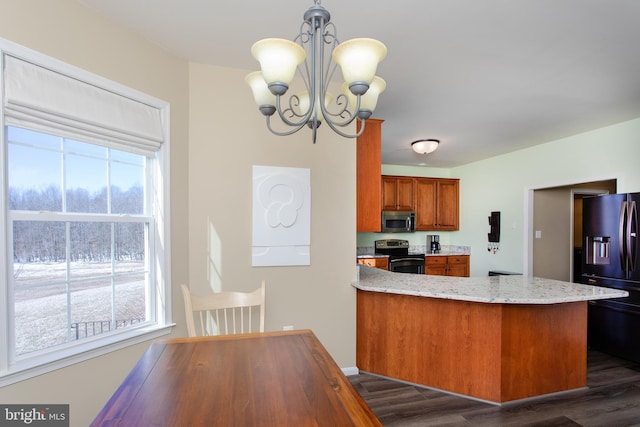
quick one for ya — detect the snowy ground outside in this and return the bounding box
[13,261,145,355]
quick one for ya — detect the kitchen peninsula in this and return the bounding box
[353,266,628,404]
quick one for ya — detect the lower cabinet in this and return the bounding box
[425,255,469,277]
[357,257,389,271]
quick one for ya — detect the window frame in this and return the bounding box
[0,38,173,387]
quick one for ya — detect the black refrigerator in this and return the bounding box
[582,192,640,362]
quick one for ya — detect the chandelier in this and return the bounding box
[245,1,387,143]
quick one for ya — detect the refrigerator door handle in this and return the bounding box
[620,201,628,270]
[628,200,637,273]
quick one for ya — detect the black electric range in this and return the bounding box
[374,239,425,274]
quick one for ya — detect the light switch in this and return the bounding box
[535,230,542,239]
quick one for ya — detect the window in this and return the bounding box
[0,41,172,385]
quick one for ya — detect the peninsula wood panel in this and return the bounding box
[501,302,587,400]
[356,290,587,403]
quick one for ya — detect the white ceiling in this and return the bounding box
[78,0,640,167]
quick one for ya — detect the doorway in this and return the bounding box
[532,180,616,282]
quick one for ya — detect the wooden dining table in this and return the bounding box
[91,329,381,426]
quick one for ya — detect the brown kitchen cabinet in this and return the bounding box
[382,176,414,211]
[356,119,383,232]
[425,255,469,277]
[414,178,459,231]
[357,257,389,270]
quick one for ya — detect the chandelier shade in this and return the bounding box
[411,139,440,154]
[342,76,386,119]
[251,38,306,94]
[246,0,387,142]
[245,71,277,114]
[332,38,387,94]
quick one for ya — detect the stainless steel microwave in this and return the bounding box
[381,211,416,233]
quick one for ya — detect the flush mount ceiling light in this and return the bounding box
[411,139,440,154]
[245,0,387,143]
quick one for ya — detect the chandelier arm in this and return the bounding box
[275,94,314,127]
[309,11,322,127]
[321,93,357,121]
[322,114,367,139]
[310,116,318,144]
[265,115,307,137]
[322,22,339,87]
[318,30,335,113]
[322,115,360,137]
[296,22,313,93]
[318,19,365,130]
[320,91,362,130]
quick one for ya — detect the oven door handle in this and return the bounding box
[389,257,425,263]
[388,257,425,274]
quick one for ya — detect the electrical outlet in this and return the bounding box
[283,325,294,331]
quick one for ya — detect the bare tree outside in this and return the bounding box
[10,181,148,355]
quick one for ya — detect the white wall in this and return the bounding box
[454,118,640,276]
[365,119,640,276]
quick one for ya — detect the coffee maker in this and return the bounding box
[427,234,441,254]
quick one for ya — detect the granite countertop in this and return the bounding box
[357,244,471,258]
[353,265,628,304]
[424,250,469,257]
[356,254,389,259]
[357,251,467,259]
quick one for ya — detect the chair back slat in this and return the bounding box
[181,281,266,337]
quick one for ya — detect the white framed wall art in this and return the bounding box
[252,165,311,266]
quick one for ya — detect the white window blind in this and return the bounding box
[3,54,164,156]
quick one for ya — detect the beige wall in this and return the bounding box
[188,63,358,365]
[533,188,572,281]
[0,1,190,426]
[0,3,359,426]
[532,180,616,281]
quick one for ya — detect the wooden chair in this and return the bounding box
[181,281,265,337]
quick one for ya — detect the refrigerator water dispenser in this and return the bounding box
[586,236,610,265]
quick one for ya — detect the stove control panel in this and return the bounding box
[375,239,410,250]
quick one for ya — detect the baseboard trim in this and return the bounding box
[341,366,359,376]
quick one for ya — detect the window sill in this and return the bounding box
[0,323,175,387]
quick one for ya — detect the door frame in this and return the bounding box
[570,189,610,282]
[524,180,616,278]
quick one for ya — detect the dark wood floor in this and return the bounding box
[349,350,640,427]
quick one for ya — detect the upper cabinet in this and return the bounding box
[356,119,383,232]
[382,176,414,211]
[356,118,460,232]
[414,178,459,231]
[376,175,460,231]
